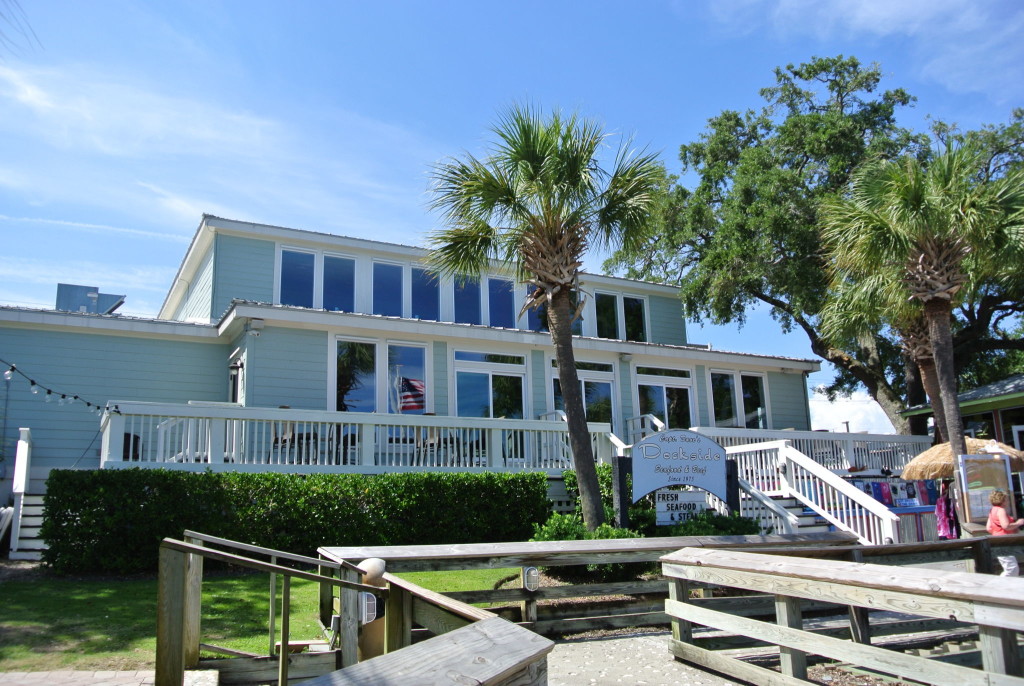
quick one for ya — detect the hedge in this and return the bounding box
[40,469,551,574]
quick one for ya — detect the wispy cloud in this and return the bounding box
[703,0,1024,103]
[0,256,174,294]
[0,215,188,243]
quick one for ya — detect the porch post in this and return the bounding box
[101,411,126,466]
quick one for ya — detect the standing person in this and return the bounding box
[986,489,1024,576]
[935,480,960,540]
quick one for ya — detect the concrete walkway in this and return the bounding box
[0,633,746,685]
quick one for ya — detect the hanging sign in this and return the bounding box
[655,489,708,525]
[632,429,728,503]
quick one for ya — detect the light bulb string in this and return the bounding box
[0,357,120,414]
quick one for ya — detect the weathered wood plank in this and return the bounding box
[384,584,410,653]
[532,611,670,636]
[666,598,1021,686]
[197,652,338,684]
[411,596,474,636]
[775,594,805,679]
[979,624,1022,677]
[318,532,858,571]
[662,548,1024,615]
[385,572,495,623]
[662,561,978,624]
[670,638,807,686]
[300,617,554,685]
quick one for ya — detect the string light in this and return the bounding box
[0,357,119,414]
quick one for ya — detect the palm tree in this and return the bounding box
[822,145,1024,459]
[427,106,662,529]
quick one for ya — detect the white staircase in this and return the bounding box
[9,492,45,560]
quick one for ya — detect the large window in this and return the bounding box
[323,255,355,312]
[711,371,768,429]
[488,277,515,329]
[336,341,376,412]
[595,292,647,342]
[454,350,525,419]
[280,250,315,308]
[373,263,403,317]
[551,360,614,425]
[337,340,427,414]
[411,267,439,321]
[454,278,481,325]
[637,366,693,429]
[387,344,426,414]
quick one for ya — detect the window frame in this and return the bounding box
[634,364,695,430]
[331,336,431,414]
[452,348,528,419]
[707,369,771,430]
[548,357,618,429]
[275,245,360,311]
[592,290,649,342]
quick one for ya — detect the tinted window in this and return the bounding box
[455,351,524,365]
[454,278,481,325]
[411,268,440,321]
[488,278,515,328]
[388,345,426,414]
[337,341,376,412]
[372,263,403,317]
[711,372,737,428]
[741,375,767,429]
[624,296,646,342]
[280,250,314,308]
[323,256,355,312]
[596,293,618,339]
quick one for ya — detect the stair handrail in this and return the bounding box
[774,439,899,545]
[737,476,799,535]
[12,427,30,497]
[624,414,665,444]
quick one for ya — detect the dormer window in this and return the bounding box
[595,292,647,342]
[280,249,315,308]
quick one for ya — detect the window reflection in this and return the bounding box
[373,263,403,317]
[280,250,314,308]
[324,256,355,312]
[411,268,440,321]
[336,341,376,412]
[454,278,481,325]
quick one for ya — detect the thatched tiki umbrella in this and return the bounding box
[901,437,1024,481]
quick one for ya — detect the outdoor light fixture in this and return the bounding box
[523,566,540,592]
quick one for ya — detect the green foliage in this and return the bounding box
[563,463,658,536]
[530,513,650,582]
[40,469,550,574]
[663,510,761,537]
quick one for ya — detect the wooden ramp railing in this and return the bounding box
[155,534,553,686]
[662,547,1024,685]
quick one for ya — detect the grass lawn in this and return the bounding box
[0,564,516,672]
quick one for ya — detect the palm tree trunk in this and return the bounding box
[915,356,947,443]
[924,299,965,457]
[548,288,605,530]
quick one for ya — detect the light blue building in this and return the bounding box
[4,215,944,555]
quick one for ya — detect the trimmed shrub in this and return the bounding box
[40,469,550,574]
[530,512,651,583]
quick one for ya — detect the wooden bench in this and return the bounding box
[298,616,554,686]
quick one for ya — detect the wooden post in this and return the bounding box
[268,558,277,656]
[156,545,186,686]
[340,566,360,667]
[384,582,411,654]
[278,575,290,685]
[611,453,631,529]
[979,623,1022,676]
[846,549,871,645]
[318,559,335,632]
[668,578,692,645]
[520,568,538,628]
[182,537,204,667]
[775,594,806,679]
[725,460,740,515]
[207,419,226,464]
[973,538,994,574]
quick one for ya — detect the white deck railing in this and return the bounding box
[728,440,900,545]
[692,426,930,474]
[99,401,615,474]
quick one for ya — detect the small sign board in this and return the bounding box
[655,489,707,526]
[632,429,728,503]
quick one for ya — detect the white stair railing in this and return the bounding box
[729,440,899,545]
[624,414,665,444]
[10,427,32,557]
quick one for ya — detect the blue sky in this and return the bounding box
[1,0,1021,432]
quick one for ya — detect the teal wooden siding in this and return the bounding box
[0,326,226,495]
[246,327,327,410]
[530,349,547,419]
[693,365,710,426]
[767,371,811,430]
[432,341,449,415]
[174,247,214,322]
[618,363,634,433]
[648,294,686,346]
[212,234,276,320]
